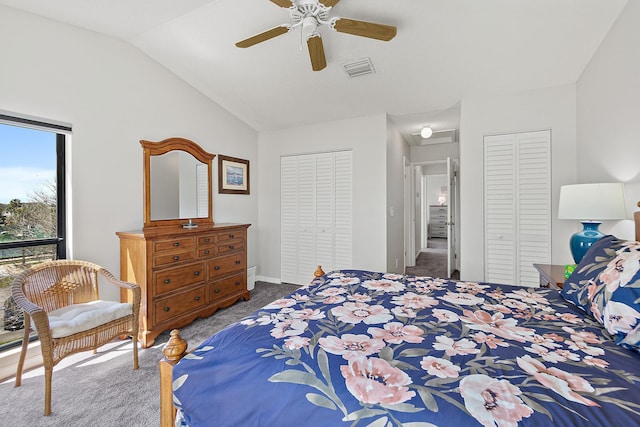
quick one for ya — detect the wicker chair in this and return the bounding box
[11,259,141,415]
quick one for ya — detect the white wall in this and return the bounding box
[258,114,388,282]
[459,85,577,282]
[426,175,448,206]
[411,142,460,163]
[386,118,411,273]
[576,0,640,239]
[0,7,258,300]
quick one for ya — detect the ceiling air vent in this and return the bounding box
[343,58,375,78]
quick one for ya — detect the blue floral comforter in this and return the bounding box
[172,270,640,427]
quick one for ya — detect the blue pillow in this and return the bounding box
[561,235,640,352]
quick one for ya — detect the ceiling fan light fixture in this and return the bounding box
[302,16,318,34]
[420,126,433,139]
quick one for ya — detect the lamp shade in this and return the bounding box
[558,183,627,220]
[558,183,627,263]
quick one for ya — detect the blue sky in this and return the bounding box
[0,123,56,204]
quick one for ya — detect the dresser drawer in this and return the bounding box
[154,237,195,252]
[208,273,246,302]
[153,249,196,268]
[216,238,244,255]
[154,286,206,324]
[197,246,215,258]
[207,253,246,279]
[217,229,244,243]
[153,262,205,296]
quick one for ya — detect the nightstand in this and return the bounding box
[533,264,567,289]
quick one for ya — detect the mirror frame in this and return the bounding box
[141,137,215,231]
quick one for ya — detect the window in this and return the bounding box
[0,113,68,349]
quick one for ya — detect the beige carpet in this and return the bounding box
[405,238,460,280]
[0,281,299,426]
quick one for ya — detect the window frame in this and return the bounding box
[0,113,69,352]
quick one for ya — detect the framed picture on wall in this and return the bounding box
[218,155,250,194]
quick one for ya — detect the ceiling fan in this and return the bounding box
[235,0,397,71]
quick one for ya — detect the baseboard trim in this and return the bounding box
[256,275,281,284]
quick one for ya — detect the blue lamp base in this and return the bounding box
[569,221,604,264]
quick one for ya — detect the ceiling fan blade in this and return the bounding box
[236,25,290,48]
[332,18,397,41]
[319,0,341,7]
[269,0,292,8]
[307,35,327,71]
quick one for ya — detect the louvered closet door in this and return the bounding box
[281,151,353,284]
[484,136,516,285]
[484,131,551,287]
[333,151,353,270]
[315,153,334,272]
[281,156,300,284]
[297,155,317,281]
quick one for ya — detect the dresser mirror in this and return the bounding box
[141,137,215,230]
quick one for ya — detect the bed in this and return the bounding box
[159,204,640,427]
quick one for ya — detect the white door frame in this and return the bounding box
[407,159,460,276]
[403,157,415,268]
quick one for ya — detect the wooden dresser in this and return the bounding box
[117,223,250,348]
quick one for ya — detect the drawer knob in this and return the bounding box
[164,279,171,284]
[235,281,241,286]
[164,307,170,312]
[235,260,241,265]
[205,250,210,255]
[214,266,221,270]
[214,289,220,293]
[205,238,210,243]
[194,271,201,276]
[194,296,201,301]
[174,256,180,261]
[174,242,179,247]
[229,234,234,238]
[229,245,235,250]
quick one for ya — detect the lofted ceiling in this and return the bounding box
[0,0,628,145]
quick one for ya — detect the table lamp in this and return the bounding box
[558,183,627,263]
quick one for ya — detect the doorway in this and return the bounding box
[406,159,459,279]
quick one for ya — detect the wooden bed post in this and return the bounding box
[159,330,187,427]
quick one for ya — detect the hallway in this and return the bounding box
[405,238,460,280]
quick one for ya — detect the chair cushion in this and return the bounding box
[48,300,133,339]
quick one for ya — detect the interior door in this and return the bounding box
[446,157,456,277]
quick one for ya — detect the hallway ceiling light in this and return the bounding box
[420,126,433,138]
